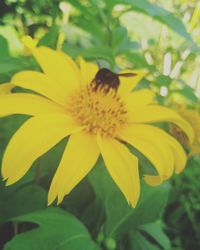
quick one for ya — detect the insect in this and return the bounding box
[92,68,137,91]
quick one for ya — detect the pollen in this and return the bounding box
[67,84,128,137]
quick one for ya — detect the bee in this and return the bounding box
[92,68,137,91]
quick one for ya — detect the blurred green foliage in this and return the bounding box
[0,0,200,249]
[164,157,200,250]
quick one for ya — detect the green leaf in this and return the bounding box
[140,221,171,249]
[81,198,105,237]
[0,184,47,222]
[89,161,168,240]
[0,35,10,57]
[62,43,83,58]
[112,27,128,51]
[124,52,155,71]
[0,56,37,82]
[107,0,192,43]
[80,46,115,67]
[63,45,115,67]
[38,26,59,49]
[173,85,198,102]
[66,0,95,19]
[0,25,23,56]
[0,116,28,153]
[88,160,118,202]
[129,231,160,250]
[126,0,193,42]
[76,17,105,43]
[0,58,24,76]
[4,208,101,250]
[155,75,172,87]
[104,182,170,238]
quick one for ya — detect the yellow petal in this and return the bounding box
[120,124,187,185]
[129,105,194,144]
[0,83,15,94]
[143,176,163,186]
[32,47,81,93]
[125,89,155,107]
[97,135,140,207]
[119,126,166,178]
[21,35,38,50]
[77,57,99,85]
[2,114,82,185]
[0,94,66,118]
[118,69,147,98]
[48,132,99,205]
[143,126,187,185]
[11,71,68,106]
[141,125,187,174]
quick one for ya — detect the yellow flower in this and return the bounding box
[0,47,194,207]
[171,107,200,157]
[0,83,14,94]
[21,35,38,55]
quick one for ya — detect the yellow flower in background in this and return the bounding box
[0,46,194,207]
[171,107,200,157]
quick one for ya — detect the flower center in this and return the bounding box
[67,84,128,137]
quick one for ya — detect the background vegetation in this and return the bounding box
[0,0,200,249]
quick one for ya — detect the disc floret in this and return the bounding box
[67,84,127,137]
